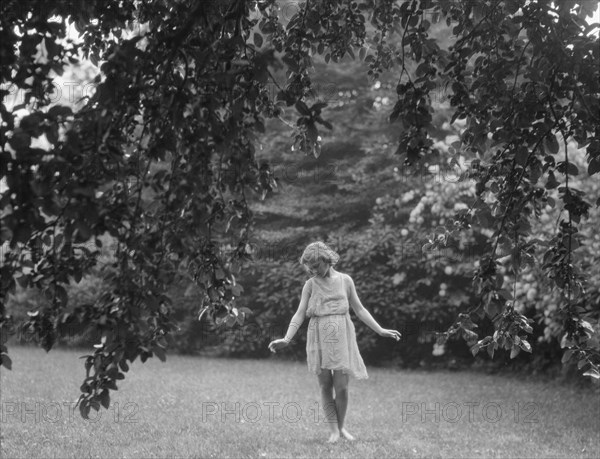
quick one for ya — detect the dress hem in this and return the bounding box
[308,366,369,380]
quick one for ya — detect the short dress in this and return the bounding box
[305,273,368,379]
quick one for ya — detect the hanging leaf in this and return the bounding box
[295,100,311,116]
[510,345,520,359]
[198,306,209,321]
[47,105,73,119]
[0,354,12,370]
[518,339,532,353]
[545,134,559,154]
[561,349,575,364]
[545,171,559,189]
[253,33,263,48]
[588,157,600,176]
[582,369,600,379]
[515,146,529,166]
[153,345,167,362]
[306,122,318,144]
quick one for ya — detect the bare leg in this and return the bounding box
[317,370,339,443]
[332,370,354,441]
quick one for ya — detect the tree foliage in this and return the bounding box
[1,0,599,417]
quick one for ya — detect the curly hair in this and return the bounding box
[299,241,340,266]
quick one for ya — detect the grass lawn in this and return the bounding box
[1,345,599,458]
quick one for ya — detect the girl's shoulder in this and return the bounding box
[334,271,353,284]
[334,270,351,279]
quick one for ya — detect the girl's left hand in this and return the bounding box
[379,329,402,341]
[268,338,290,353]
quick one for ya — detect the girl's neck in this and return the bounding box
[320,267,335,279]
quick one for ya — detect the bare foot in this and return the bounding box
[340,427,355,441]
[327,431,340,443]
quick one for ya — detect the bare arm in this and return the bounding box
[283,280,310,341]
[268,280,311,352]
[345,274,401,340]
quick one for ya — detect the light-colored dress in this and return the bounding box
[305,273,368,379]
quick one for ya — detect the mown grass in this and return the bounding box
[1,345,599,458]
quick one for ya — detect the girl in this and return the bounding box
[268,241,401,443]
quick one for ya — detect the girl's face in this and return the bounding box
[305,259,330,278]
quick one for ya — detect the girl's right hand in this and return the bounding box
[268,338,290,353]
[379,328,402,341]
